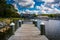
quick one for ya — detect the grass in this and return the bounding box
[0,18,24,40]
[0,18,24,25]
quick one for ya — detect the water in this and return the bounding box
[37,19,60,40]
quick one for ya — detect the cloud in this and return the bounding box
[36,3,60,14]
[32,10,39,13]
[12,3,18,10]
[41,10,46,13]
[14,0,35,8]
[36,4,52,11]
[30,2,35,8]
[36,6,41,10]
[46,8,60,14]
[42,0,54,2]
[53,8,60,13]
[10,0,60,14]
[42,0,60,14]
[25,9,39,14]
[19,9,39,14]
[20,9,32,14]
[35,0,60,3]
[54,0,60,3]
[20,11,26,14]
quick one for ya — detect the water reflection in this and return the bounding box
[37,19,60,40]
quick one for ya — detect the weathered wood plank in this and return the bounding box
[8,23,48,40]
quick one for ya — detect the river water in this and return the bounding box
[37,19,60,40]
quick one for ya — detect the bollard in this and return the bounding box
[40,22,45,35]
[16,20,19,29]
[18,20,22,27]
[35,21,37,27]
[33,20,37,27]
[22,20,24,24]
[32,19,35,24]
[10,22,15,34]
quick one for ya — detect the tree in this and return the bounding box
[0,0,20,18]
[0,0,6,17]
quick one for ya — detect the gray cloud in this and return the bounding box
[14,0,35,8]
[54,0,60,3]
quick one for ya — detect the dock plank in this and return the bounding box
[8,23,48,40]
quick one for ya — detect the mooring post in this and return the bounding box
[32,19,37,26]
[22,20,24,24]
[34,20,37,27]
[18,20,22,27]
[40,22,45,35]
[32,19,35,24]
[10,22,15,34]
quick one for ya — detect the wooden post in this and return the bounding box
[19,20,22,27]
[10,22,15,34]
[22,20,24,24]
[40,22,45,35]
[34,20,37,27]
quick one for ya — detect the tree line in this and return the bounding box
[40,14,60,18]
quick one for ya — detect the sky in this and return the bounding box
[6,0,60,14]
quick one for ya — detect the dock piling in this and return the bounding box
[40,22,45,35]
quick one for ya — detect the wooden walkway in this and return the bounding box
[8,23,48,40]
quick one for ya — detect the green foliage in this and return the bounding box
[0,0,20,18]
[48,14,53,18]
[41,14,60,18]
[48,14,57,18]
[33,14,38,17]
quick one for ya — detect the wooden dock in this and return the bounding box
[8,22,48,40]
